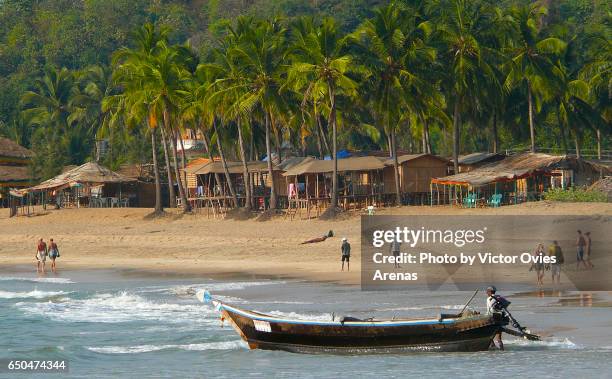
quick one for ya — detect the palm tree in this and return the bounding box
[289,17,358,209]
[504,3,566,153]
[228,18,288,210]
[355,1,438,204]
[111,23,172,214]
[435,0,500,173]
[139,44,193,212]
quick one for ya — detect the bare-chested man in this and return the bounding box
[36,238,47,273]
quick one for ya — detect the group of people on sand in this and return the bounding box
[531,230,594,285]
[35,238,60,273]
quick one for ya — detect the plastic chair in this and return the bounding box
[367,205,375,216]
[488,194,502,208]
[462,194,476,208]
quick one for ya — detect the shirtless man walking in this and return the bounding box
[36,238,48,273]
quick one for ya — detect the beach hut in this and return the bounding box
[430,152,609,206]
[0,137,35,210]
[21,162,136,208]
[282,156,388,212]
[186,160,282,208]
[456,152,506,173]
[382,154,450,205]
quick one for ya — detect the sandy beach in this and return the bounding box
[1,201,610,285]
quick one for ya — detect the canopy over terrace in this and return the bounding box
[430,153,608,206]
[186,160,283,209]
[25,162,136,192]
[282,156,388,211]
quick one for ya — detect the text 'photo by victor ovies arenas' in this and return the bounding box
[0,0,610,378]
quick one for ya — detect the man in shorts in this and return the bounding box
[391,240,401,268]
[576,230,587,270]
[48,238,60,273]
[36,238,47,273]
[548,241,564,284]
[341,238,351,271]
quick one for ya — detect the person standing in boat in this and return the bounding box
[486,286,504,350]
[341,238,351,271]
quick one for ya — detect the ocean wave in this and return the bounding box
[0,276,74,284]
[87,340,245,354]
[505,337,579,349]
[16,291,217,324]
[0,290,71,299]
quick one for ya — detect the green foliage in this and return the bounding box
[0,0,609,182]
[544,187,608,203]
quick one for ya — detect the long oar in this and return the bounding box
[458,289,479,316]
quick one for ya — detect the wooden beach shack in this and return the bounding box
[0,137,34,208]
[456,152,506,173]
[185,160,284,211]
[382,154,450,205]
[430,152,608,207]
[282,156,387,217]
[17,162,136,209]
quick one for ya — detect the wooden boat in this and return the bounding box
[198,291,509,354]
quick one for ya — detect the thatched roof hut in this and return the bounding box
[456,152,506,172]
[0,137,33,162]
[0,138,34,190]
[26,162,135,192]
[432,153,607,187]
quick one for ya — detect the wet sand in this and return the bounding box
[1,201,610,285]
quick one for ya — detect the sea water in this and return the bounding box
[1,269,611,379]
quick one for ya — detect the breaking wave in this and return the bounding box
[0,276,75,284]
[15,291,216,324]
[0,289,71,299]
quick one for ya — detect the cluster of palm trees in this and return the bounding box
[21,0,609,215]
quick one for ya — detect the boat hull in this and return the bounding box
[220,305,505,354]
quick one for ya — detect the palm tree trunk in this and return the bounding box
[328,82,338,208]
[178,131,188,195]
[574,131,581,158]
[318,113,332,157]
[556,105,569,154]
[314,116,324,159]
[164,111,191,213]
[596,129,601,160]
[391,127,401,206]
[200,127,223,193]
[150,127,163,213]
[237,120,252,210]
[159,127,176,207]
[527,81,536,153]
[212,119,238,208]
[265,110,277,209]
[452,99,461,174]
[274,121,282,164]
[492,111,498,154]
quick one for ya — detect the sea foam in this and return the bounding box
[87,340,245,354]
[16,291,217,324]
[0,290,71,299]
[0,276,75,284]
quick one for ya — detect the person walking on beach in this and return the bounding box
[533,244,546,285]
[391,240,401,268]
[48,238,60,273]
[486,286,504,350]
[341,238,351,272]
[548,241,564,284]
[584,232,593,269]
[35,238,47,273]
[576,230,587,270]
